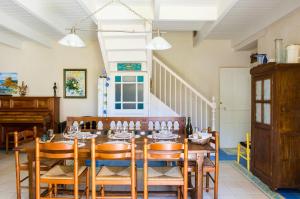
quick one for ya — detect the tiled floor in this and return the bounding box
[0,150,271,199]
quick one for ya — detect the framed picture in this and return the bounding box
[63,69,87,98]
[0,72,18,95]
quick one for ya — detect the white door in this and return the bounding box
[220,68,251,148]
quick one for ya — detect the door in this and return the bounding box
[220,68,251,148]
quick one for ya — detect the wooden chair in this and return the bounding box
[14,127,61,199]
[91,138,136,199]
[35,138,89,199]
[182,130,219,199]
[143,139,188,199]
[204,131,219,199]
[237,132,251,171]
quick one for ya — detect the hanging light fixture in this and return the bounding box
[58,27,85,48]
[58,0,171,50]
[146,29,171,50]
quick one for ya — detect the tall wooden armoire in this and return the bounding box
[250,63,300,190]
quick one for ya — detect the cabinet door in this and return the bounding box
[252,77,273,182]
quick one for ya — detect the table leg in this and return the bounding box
[28,153,36,199]
[196,153,204,199]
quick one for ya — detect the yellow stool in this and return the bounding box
[237,132,251,171]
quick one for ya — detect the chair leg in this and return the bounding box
[6,133,9,154]
[101,185,104,198]
[86,168,90,199]
[206,172,209,192]
[246,149,250,171]
[214,176,218,199]
[54,184,57,196]
[15,167,21,199]
[48,184,53,198]
[237,144,240,163]
[177,186,181,199]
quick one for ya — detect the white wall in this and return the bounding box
[0,41,104,121]
[155,32,251,129]
[257,7,300,58]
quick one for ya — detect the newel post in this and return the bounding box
[211,96,216,131]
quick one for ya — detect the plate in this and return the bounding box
[64,132,98,139]
[147,134,179,139]
[55,140,85,147]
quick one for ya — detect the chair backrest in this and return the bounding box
[146,141,184,160]
[208,131,219,165]
[35,138,79,198]
[14,126,37,148]
[143,139,188,198]
[91,138,136,199]
[92,139,134,160]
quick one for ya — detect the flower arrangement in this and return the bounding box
[66,77,79,91]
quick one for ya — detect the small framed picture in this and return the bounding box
[63,69,87,98]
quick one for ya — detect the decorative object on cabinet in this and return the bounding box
[63,69,87,98]
[250,63,300,190]
[0,72,18,95]
[53,82,57,97]
[275,39,285,63]
[18,81,28,96]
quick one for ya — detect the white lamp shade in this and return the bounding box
[146,36,172,50]
[58,33,86,48]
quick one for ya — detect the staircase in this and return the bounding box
[96,3,216,130]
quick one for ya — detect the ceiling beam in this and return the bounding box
[194,0,239,46]
[232,0,300,50]
[0,11,52,48]
[0,31,23,49]
[75,0,98,24]
[11,0,66,36]
[153,0,160,21]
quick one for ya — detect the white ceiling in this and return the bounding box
[0,0,300,49]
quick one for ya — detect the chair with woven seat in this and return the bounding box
[91,138,136,199]
[203,131,219,199]
[237,132,251,171]
[35,138,89,199]
[14,127,61,199]
[143,139,188,199]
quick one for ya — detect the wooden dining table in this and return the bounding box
[16,132,214,199]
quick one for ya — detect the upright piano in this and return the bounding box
[0,96,60,148]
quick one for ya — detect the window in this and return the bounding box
[255,78,271,125]
[114,75,144,110]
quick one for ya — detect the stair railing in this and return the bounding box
[152,56,216,130]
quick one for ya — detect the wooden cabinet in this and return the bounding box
[250,63,300,190]
[0,96,60,148]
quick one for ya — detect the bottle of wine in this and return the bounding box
[189,118,193,136]
[186,117,191,138]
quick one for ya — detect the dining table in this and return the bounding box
[16,131,214,199]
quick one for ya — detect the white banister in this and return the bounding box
[152,56,216,130]
[153,56,214,107]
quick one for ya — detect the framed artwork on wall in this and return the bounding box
[0,72,18,95]
[63,69,87,98]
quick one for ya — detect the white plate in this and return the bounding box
[147,134,179,139]
[55,140,85,147]
[64,132,98,139]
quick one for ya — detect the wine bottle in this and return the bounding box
[186,117,191,138]
[189,119,193,136]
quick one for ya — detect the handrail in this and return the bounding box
[153,56,214,107]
